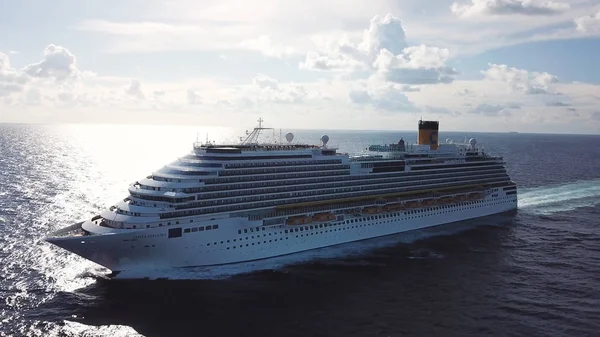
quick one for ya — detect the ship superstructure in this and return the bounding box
[46,119,517,272]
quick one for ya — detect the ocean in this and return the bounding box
[1,123,599,337]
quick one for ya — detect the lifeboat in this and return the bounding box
[467,193,481,200]
[286,215,311,225]
[421,199,435,206]
[363,206,382,214]
[386,203,405,211]
[311,212,335,222]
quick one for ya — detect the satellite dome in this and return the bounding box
[469,138,477,147]
[320,134,330,146]
[285,132,294,143]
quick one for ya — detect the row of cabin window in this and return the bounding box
[184,224,219,233]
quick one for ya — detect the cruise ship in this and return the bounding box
[45,119,518,273]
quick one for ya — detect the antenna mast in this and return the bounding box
[240,117,274,145]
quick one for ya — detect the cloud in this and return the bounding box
[239,36,295,58]
[300,14,413,72]
[575,11,600,33]
[546,101,570,106]
[252,74,308,103]
[401,85,421,92]
[348,80,419,113]
[22,44,80,81]
[187,89,201,105]
[482,63,559,94]
[300,52,364,72]
[358,14,407,56]
[455,88,476,96]
[25,87,42,105]
[469,103,520,116]
[374,45,457,85]
[125,79,144,98]
[0,52,28,97]
[423,105,456,115]
[451,0,570,17]
[300,13,457,109]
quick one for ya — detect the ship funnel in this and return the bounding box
[417,120,439,150]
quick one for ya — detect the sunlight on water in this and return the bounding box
[518,178,600,215]
[3,124,600,337]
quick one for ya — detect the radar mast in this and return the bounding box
[240,117,274,145]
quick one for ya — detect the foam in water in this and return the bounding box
[518,178,600,215]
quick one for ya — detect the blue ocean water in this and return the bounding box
[1,124,599,337]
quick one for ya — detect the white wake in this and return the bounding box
[518,178,600,215]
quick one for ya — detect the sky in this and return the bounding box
[1,0,600,133]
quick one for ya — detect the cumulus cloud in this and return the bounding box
[300,12,457,111]
[22,44,80,80]
[575,11,600,33]
[0,52,29,97]
[451,0,570,17]
[358,14,407,56]
[374,46,457,85]
[482,63,559,94]
[252,74,307,103]
[300,51,364,71]
[348,79,419,113]
[301,13,455,86]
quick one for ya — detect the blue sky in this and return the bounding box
[1,0,600,133]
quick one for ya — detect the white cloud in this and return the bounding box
[469,103,521,116]
[0,52,28,97]
[3,1,600,134]
[298,14,458,113]
[239,36,295,58]
[358,14,407,57]
[300,14,410,72]
[546,100,570,106]
[300,52,365,72]
[451,0,570,17]
[187,89,201,105]
[22,44,80,80]
[252,74,308,104]
[125,79,144,98]
[301,14,457,87]
[575,11,600,33]
[374,46,457,85]
[482,63,559,95]
[349,84,419,113]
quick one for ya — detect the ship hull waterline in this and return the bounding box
[45,196,517,274]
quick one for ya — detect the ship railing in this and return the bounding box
[255,188,487,220]
[193,142,325,151]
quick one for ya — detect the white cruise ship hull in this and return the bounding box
[47,193,517,273]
